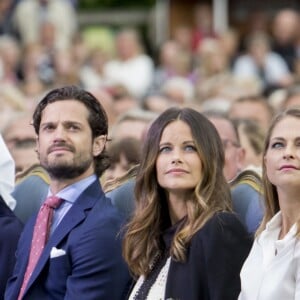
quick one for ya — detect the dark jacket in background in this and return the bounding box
[0,195,23,300]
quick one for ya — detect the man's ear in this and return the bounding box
[93,135,106,156]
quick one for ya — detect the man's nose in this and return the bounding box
[53,126,67,141]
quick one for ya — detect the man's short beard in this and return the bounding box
[44,160,92,180]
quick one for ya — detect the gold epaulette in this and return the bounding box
[15,164,50,185]
[230,169,263,194]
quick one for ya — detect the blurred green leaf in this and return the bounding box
[78,0,155,10]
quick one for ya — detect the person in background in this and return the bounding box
[271,8,299,73]
[2,112,39,174]
[0,134,17,210]
[0,0,18,37]
[232,32,294,94]
[0,134,23,300]
[103,28,154,100]
[239,107,300,299]
[12,164,49,223]
[123,107,252,300]
[0,35,22,85]
[146,39,195,100]
[5,86,131,300]
[205,110,264,234]
[12,0,77,50]
[109,108,158,142]
[194,37,234,103]
[228,95,274,132]
[280,84,300,110]
[79,47,109,90]
[103,137,141,187]
[191,3,218,51]
[234,118,265,172]
[205,111,246,182]
[105,165,138,221]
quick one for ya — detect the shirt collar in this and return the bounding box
[48,174,97,204]
[265,210,297,240]
[265,211,282,231]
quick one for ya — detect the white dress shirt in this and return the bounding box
[239,211,300,300]
[47,174,97,235]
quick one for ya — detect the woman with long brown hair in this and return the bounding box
[123,107,252,300]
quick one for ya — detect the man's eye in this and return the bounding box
[68,125,80,131]
[43,125,54,131]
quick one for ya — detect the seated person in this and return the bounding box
[230,169,264,234]
[0,135,23,298]
[204,110,264,234]
[12,164,49,223]
[2,112,39,174]
[103,136,141,189]
[105,165,138,220]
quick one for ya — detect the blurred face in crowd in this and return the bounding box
[3,114,38,173]
[208,117,245,181]
[229,100,272,131]
[282,94,300,110]
[112,119,149,141]
[272,9,299,44]
[104,153,132,182]
[115,30,140,60]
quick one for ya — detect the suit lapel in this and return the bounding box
[24,180,105,294]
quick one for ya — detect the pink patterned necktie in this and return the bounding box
[18,196,63,300]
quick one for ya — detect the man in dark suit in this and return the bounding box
[5,86,131,300]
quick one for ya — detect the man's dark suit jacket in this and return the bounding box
[0,196,23,300]
[5,180,131,300]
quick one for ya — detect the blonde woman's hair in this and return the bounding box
[257,107,300,237]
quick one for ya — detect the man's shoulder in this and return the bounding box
[74,194,126,241]
[15,164,50,186]
[83,185,126,225]
[230,168,263,194]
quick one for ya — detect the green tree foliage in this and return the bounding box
[78,0,155,10]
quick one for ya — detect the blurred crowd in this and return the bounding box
[2,2,300,298]
[1,0,300,184]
